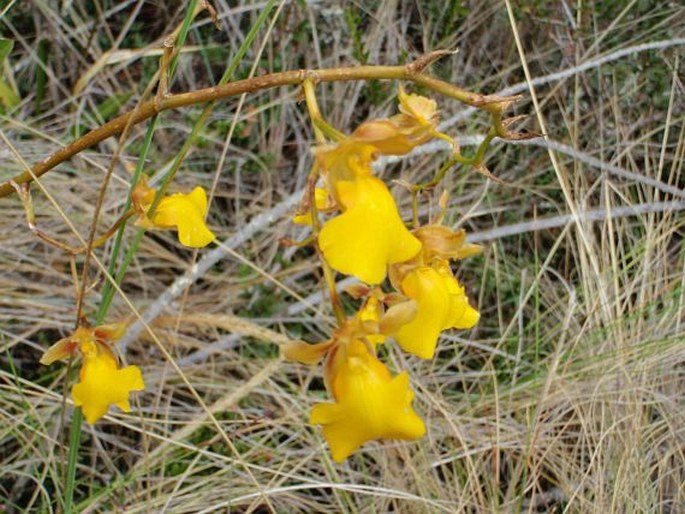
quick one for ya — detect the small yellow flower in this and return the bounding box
[133,178,215,248]
[71,340,144,424]
[396,86,439,128]
[392,261,479,359]
[310,340,425,462]
[40,324,145,424]
[318,176,421,284]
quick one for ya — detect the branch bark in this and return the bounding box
[0,61,514,198]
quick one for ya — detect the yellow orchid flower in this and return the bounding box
[318,176,421,284]
[310,339,425,462]
[396,86,439,128]
[392,261,479,359]
[71,339,144,424]
[40,324,145,424]
[133,178,215,248]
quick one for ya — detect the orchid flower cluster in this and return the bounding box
[284,86,483,462]
[37,82,486,464]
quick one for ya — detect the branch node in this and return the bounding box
[474,94,523,113]
[499,115,543,140]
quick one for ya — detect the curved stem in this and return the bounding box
[1,60,514,198]
[414,158,461,193]
[74,209,137,254]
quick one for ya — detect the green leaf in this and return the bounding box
[0,38,19,110]
[0,78,19,109]
[0,38,13,65]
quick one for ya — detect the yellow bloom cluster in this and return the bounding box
[287,88,482,461]
[40,324,144,424]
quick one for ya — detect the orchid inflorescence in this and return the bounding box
[283,84,483,461]
[31,60,525,461]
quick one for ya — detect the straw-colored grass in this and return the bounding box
[1,2,683,512]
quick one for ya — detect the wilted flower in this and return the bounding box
[396,86,439,128]
[347,88,441,156]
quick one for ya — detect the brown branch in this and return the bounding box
[0,62,517,199]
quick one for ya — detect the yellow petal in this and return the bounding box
[318,177,421,284]
[150,187,215,248]
[393,263,479,358]
[392,267,451,359]
[186,186,208,213]
[356,297,385,346]
[310,340,425,462]
[378,300,418,335]
[451,298,480,329]
[435,261,480,329]
[71,341,144,424]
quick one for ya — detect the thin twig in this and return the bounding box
[440,37,685,129]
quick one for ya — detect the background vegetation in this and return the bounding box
[1,1,683,512]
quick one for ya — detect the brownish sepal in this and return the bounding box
[344,283,372,299]
[413,225,483,261]
[281,339,336,365]
[278,236,314,248]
